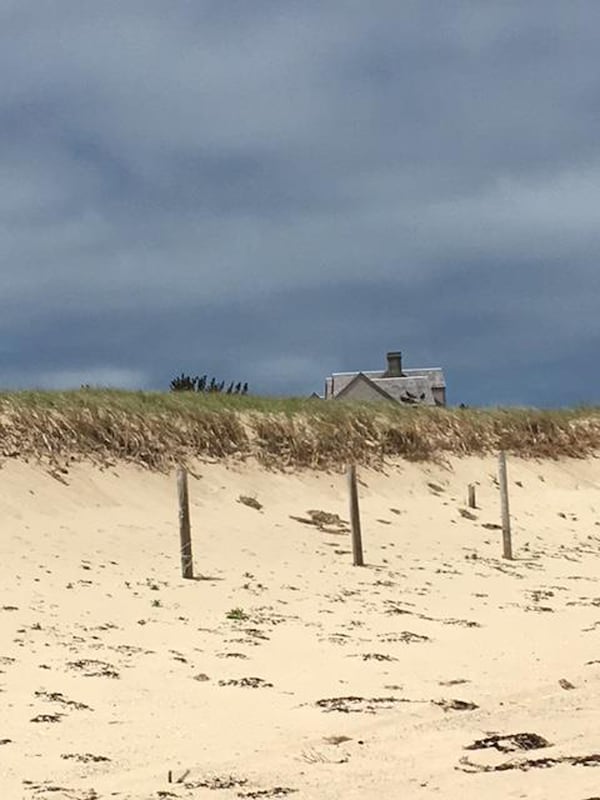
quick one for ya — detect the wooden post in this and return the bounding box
[498,452,513,560]
[468,483,476,509]
[177,465,194,579]
[347,465,364,566]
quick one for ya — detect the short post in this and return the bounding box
[177,465,194,579]
[468,483,476,509]
[498,451,513,560]
[347,465,364,566]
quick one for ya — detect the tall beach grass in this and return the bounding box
[1,389,599,471]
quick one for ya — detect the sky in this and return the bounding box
[1,2,600,407]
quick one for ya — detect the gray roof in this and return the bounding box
[335,372,397,402]
[371,376,435,405]
[327,365,445,406]
[331,367,445,393]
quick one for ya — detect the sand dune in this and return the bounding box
[1,455,599,799]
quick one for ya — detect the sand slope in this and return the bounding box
[1,456,599,799]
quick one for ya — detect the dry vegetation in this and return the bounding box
[1,389,600,472]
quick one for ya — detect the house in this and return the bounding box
[324,351,446,407]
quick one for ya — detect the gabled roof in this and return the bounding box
[330,373,442,406]
[335,371,396,402]
[330,367,445,397]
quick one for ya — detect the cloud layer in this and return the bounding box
[1,2,599,405]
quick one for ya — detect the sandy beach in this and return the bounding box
[1,455,599,799]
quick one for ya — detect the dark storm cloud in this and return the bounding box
[1,2,599,404]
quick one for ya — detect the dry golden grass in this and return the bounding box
[1,389,600,471]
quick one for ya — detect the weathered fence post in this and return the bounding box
[468,483,477,509]
[347,465,364,566]
[498,452,513,560]
[177,465,194,579]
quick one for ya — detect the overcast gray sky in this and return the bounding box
[1,2,599,406]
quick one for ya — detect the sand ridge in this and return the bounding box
[0,456,599,798]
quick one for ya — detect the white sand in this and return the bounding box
[1,456,599,799]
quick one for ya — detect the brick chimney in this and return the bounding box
[385,351,403,377]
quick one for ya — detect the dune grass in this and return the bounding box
[1,388,600,471]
